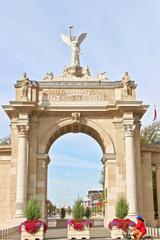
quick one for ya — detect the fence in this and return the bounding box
[0,225,19,239]
[147,226,160,238]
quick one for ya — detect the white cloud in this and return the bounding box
[48,177,101,187]
[49,153,101,170]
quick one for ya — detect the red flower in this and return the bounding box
[19,220,48,234]
[67,219,92,231]
[108,218,135,232]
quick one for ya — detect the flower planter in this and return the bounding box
[67,225,90,239]
[20,224,44,240]
[111,228,124,239]
[108,218,136,239]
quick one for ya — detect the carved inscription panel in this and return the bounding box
[40,89,114,104]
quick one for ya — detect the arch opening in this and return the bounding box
[47,132,103,209]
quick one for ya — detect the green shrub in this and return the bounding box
[25,196,41,220]
[72,198,84,222]
[60,207,66,219]
[115,196,129,219]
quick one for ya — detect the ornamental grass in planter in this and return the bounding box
[108,196,135,239]
[67,198,92,239]
[19,197,47,240]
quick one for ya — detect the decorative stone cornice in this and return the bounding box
[101,153,116,165]
[37,154,50,165]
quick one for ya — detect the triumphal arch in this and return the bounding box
[1,28,160,226]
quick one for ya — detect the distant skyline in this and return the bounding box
[0,0,160,206]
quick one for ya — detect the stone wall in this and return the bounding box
[141,144,160,226]
[0,145,11,223]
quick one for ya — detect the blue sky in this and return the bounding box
[0,0,160,206]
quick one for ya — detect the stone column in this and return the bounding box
[15,125,29,217]
[102,153,116,226]
[37,154,50,220]
[156,164,160,218]
[123,121,138,216]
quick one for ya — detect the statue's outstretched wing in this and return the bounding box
[61,34,71,46]
[77,33,87,46]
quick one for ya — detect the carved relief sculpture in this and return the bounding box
[97,72,108,81]
[71,112,81,123]
[122,72,133,96]
[20,73,29,101]
[43,72,54,80]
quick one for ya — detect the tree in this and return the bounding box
[140,121,160,144]
[72,198,84,222]
[152,167,158,218]
[60,207,66,219]
[99,168,105,189]
[115,196,129,219]
[84,207,91,219]
[0,135,11,144]
[25,196,41,220]
[47,199,56,216]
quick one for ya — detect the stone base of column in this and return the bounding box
[14,210,25,219]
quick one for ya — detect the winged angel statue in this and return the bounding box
[61,32,87,67]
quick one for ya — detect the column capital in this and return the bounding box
[123,122,135,137]
[17,125,29,137]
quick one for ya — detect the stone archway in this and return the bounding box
[2,72,148,224]
[2,73,147,225]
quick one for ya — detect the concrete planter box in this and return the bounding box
[111,228,124,239]
[21,225,44,240]
[67,225,90,239]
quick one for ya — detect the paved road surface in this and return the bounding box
[45,226,111,239]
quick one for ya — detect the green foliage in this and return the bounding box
[140,121,160,144]
[60,207,66,219]
[0,135,11,145]
[115,196,129,219]
[25,197,41,220]
[72,198,84,221]
[47,199,56,216]
[84,207,91,219]
[152,167,158,218]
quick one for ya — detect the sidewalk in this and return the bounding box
[1,225,111,240]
